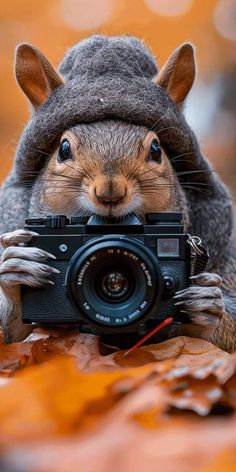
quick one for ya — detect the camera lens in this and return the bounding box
[100,271,130,300]
[66,236,162,329]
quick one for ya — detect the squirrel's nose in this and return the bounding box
[94,187,127,205]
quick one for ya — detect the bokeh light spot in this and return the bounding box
[214,0,236,41]
[60,0,114,31]
[144,0,193,17]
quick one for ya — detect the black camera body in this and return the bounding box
[22,212,191,336]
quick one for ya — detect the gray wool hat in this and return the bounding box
[15,35,205,179]
[0,35,233,266]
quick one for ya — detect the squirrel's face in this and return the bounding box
[42,121,176,218]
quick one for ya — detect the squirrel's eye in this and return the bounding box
[58,139,72,162]
[148,139,162,164]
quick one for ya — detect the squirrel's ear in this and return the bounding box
[15,43,64,108]
[153,43,196,105]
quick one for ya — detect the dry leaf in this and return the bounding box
[140,336,230,368]
[3,416,236,472]
[0,355,160,444]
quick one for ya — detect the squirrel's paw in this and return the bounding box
[0,229,58,343]
[173,272,224,327]
[0,230,58,289]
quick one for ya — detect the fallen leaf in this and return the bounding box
[27,332,101,370]
[0,355,160,444]
[141,336,230,368]
[3,416,236,472]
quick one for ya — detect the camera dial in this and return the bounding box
[163,274,177,295]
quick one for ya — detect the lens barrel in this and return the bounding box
[66,236,162,328]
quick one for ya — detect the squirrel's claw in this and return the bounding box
[173,271,225,328]
[0,229,39,249]
[174,286,222,300]
[173,286,225,322]
[0,229,58,343]
[0,258,59,290]
[189,272,222,287]
[1,246,56,263]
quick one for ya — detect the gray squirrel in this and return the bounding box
[0,35,236,351]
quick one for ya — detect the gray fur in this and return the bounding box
[0,35,236,349]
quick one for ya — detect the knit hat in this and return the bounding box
[15,35,205,179]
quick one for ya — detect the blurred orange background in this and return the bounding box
[1,0,236,198]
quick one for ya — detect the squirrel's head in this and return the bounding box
[40,121,180,218]
[14,40,196,218]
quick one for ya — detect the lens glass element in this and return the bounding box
[101,271,129,299]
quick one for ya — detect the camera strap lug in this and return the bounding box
[187,235,209,276]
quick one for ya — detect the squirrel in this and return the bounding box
[0,35,236,351]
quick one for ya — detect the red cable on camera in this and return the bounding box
[124,317,173,356]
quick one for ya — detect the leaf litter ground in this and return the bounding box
[0,328,235,472]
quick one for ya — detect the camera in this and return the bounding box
[22,212,191,336]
